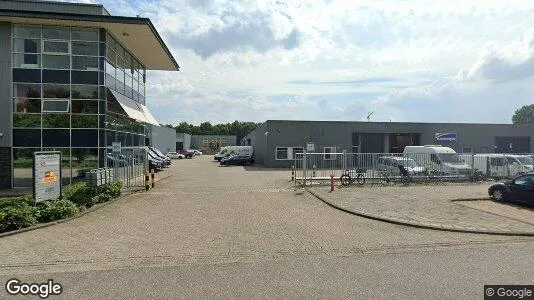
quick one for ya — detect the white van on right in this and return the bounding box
[403,145,472,175]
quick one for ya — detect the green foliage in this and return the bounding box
[12,158,33,168]
[98,181,123,198]
[0,181,123,233]
[37,199,79,223]
[172,121,262,140]
[0,195,34,209]
[0,202,38,232]
[512,104,534,124]
[61,182,95,208]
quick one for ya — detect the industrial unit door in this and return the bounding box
[360,133,384,153]
[494,136,531,153]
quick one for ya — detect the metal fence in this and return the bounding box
[86,147,149,191]
[294,151,534,186]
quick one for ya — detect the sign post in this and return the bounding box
[112,142,122,154]
[33,151,62,203]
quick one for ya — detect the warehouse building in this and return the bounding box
[241,120,534,168]
[0,0,179,188]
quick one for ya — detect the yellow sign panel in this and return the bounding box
[42,171,58,184]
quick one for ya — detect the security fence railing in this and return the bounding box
[86,147,148,191]
[294,151,534,186]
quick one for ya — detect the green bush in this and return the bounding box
[99,181,123,198]
[61,182,95,208]
[0,195,34,209]
[37,199,79,223]
[0,203,38,233]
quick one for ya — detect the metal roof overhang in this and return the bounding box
[0,9,179,71]
[109,89,159,125]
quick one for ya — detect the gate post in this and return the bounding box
[470,150,475,181]
[342,150,347,173]
[303,149,307,187]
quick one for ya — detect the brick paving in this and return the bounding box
[0,156,532,276]
[310,184,534,234]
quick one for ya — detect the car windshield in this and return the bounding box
[438,153,464,164]
[398,159,418,168]
[515,156,533,165]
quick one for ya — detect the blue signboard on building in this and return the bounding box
[435,132,457,141]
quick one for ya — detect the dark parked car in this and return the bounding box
[220,155,254,166]
[488,173,534,203]
[179,149,194,159]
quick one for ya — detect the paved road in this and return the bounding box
[311,184,534,233]
[1,156,533,299]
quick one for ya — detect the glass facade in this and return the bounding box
[11,24,148,187]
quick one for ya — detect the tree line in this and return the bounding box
[163,121,262,140]
[513,104,534,124]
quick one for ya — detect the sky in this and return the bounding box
[69,0,534,125]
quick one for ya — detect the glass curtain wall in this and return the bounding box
[103,32,147,152]
[12,24,102,187]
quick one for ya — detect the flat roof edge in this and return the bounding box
[0,8,179,71]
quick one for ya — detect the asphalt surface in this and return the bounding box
[1,156,533,299]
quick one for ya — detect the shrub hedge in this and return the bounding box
[0,181,124,234]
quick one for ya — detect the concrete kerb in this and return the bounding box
[307,189,534,237]
[0,173,172,239]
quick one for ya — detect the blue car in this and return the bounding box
[488,172,534,203]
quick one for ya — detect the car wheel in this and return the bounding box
[492,189,505,202]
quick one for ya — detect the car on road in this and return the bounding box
[220,155,255,166]
[488,172,534,203]
[191,149,202,156]
[166,151,185,159]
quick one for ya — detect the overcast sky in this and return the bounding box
[74,0,534,125]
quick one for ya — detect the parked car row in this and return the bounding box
[213,146,255,166]
[147,146,171,171]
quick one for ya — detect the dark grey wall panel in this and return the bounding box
[0,0,106,16]
[248,120,534,168]
[0,22,12,148]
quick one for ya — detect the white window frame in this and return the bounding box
[42,99,70,113]
[292,147,304,160]
[275,147,305,160]
[323,146,336,160]
[275,147,289,160]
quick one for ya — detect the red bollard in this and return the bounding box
[330,174,334,192]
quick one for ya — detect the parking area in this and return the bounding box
[2,156,532,276]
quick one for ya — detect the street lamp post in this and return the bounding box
[264,131,270,166]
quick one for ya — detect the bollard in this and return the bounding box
[151,169,155,188]
[330,174,334,192]
[145,171,150,191]
[291,166,295,181]
[312,164,316,178]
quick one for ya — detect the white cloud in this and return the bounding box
[55,0,534,125]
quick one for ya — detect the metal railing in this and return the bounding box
[294,151,534,186]
[86,147,148,191]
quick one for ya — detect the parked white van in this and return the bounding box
[459,154,532,179]
[214,146,253,161]
[403,145,471,175]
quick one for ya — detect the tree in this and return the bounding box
[512,104,534,124]
[169,121,262,138]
